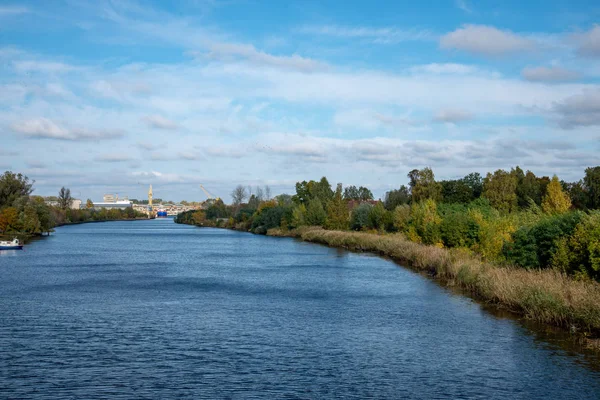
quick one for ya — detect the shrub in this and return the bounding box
[350,203,372,231]
[367,202,387,231]
[410,199,442,245]
[504,211,584,269]
[393,204,411,232]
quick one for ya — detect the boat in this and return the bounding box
[156,209,168,218]
[0,238,23,250]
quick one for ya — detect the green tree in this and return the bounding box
[584,166,600,209]
[0,171,34,208]
[29,196,55,233]
[290,204,307,228]
[542,175,571,214]
[392,204,411,232]
[367,202,387,231]
[462,172,483,199]
[327,184,349,230]
[564,180,588,210]
[518,170,542,207]
[482,169,518,212]
[410,168,442,203]
[350,203,372,231]
[57,187,72,210]
[384,186,410,210]
[440,179,473,204]
[409,199,442,245]
[20,204,41,234]
[305,198,327,226]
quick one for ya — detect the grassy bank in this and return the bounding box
[267,227,600,339]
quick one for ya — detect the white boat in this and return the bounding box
[0,238,23,250]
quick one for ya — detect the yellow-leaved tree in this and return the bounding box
[542,175,571,214]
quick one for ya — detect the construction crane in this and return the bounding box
[200,185,220,202]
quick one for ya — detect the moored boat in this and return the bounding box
[0,238,23,250]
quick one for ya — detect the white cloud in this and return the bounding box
[455,0,473,13]
[521,66,581,82]
[0,5,29,16]
[409,63,481,75]
[433,109,473,123]
[11,118,124,141]
[13,60,79,74]
[571,25,600,58]
[440,24,534,56]
[190,43,327,73]
[142,115,179,130]
[297,25,434,44]
[95,153,135,162]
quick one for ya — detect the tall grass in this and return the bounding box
[267,227,600,335]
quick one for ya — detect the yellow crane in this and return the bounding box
[200,185,220,202]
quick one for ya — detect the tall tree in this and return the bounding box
[542,175,572,214]
[264,185,272,200]
[482,169,518,212]
[326,183,349,230]
[0,171,34,208]
[57,187,72,210]
[384,186,411,210]
[357,186,374,201]
[313,177,334,206]
[518,170,542,206]
[255,186,265,202]
[86,199,94,209]
[584,166,600,209]
[343,185,360,200]
[440,179,472,204]
[231,185,247,206]
[462,172,483,199]
[411,168,442,203]
[305,198,327,226]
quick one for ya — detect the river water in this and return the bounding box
[1,219,599,399]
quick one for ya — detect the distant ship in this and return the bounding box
[156,209,168,218]
[0,238,23,250]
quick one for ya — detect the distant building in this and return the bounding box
[92,200,133,210]
[45,199,83,210]
[103,194,116,202]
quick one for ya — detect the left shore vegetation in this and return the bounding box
[0,171,146,236]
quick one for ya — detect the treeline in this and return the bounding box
[176,166,600,281]
[0,171,145,235]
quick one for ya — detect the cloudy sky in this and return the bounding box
[1,0,599,202]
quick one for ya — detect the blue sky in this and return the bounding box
[1,0,599,202]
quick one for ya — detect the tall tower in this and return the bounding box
[148,184,153,217]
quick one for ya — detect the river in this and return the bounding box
[1,219,599,399]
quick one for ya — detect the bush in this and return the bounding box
[368,202,387,231]
[393,204,411,232]
[251,205,286,234]
[350,203,372,231]
[409,199,442,245]
[550,212,600,280]
[438,204,478,248]
[504,211,584,269]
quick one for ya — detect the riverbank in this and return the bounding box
[266,226,600,345]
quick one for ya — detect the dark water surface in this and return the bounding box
[1,219,599,399]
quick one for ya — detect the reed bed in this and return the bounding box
[267,227,600,335]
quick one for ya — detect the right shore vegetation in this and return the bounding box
[176,165,600,337]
